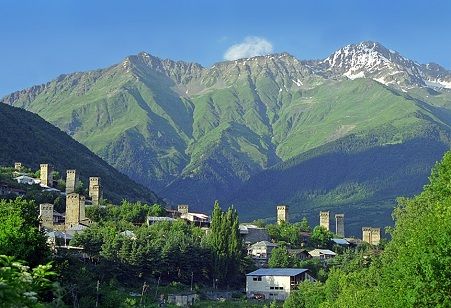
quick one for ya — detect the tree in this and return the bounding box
[283,281,326,308]
[0,255,59,307]
[310,226,333,248]
[299,217,311,232]
[284,152,451,307]
[0,198,49,266]
[267,220,310,247]
[207,201,243,287]
[268,246,296,268]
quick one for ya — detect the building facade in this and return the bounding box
[277,205,288,225]
[40,164,53,187]
[66,170,79,194]
[65,193,86,228]
[248,241,278,267]
[335,213,345,237]
[320,211,330,231]
[362,227,381,245]
[246,268,315,300]
[89,177,102,205]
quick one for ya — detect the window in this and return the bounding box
[270,287,274,290]
[252,277,262,281]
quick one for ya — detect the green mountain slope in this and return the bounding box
[0,103,161,204]
[2,42,451,233]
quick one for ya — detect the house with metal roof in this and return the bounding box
[146,216,176,225]
[14,175,40,185]
[246,268,315,300]
[239,224,270,245]
[331,238,350,246]
[308,249,337,260]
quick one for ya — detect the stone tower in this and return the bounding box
[65,170,79,194]
[89,177,102,206]
[320,211,330,231]
[277,205,288,225]
[65,193,86,227]
[40,164,53,187]
[362,227,381,245]
[178,204,189,214]
[14,162,22,171]
[362,227,371,243]
[370,228,381,245]
[39,203,54,228]
[335,214,345,237]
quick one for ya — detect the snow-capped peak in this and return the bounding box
[322,41,426,88]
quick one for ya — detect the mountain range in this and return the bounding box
[3,41,451,235]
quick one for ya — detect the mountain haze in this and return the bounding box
[3,41,451,234]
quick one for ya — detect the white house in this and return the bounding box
[308,249,336,260]
[247,241,278,267]
[180,212,210,227]
[14,175,40,185]
[246,268,315,300]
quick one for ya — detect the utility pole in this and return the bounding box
[95,280,100,307]
[154,275,161,299]
[140,281,148,306]
[190,272,194,291]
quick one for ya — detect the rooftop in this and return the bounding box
[308,249,336,256]
[246,268,309,277]
[250,240,278,248]
[147,216,176,221]
[331,238,350,245]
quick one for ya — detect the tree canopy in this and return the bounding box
[0,198,49,266]
[285,151,451,307]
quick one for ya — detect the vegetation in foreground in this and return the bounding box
[284,152,451,307]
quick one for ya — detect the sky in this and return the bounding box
[1,0,450,96]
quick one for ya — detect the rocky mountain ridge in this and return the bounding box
[2,41,451,233]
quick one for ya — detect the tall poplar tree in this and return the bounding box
[208,201,242,287]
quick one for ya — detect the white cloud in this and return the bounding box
[223,36,273,61]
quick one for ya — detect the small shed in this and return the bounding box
[167,293,198,307]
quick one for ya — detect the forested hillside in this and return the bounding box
[0,103,161,204]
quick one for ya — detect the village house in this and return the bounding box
[246,268,315,300]
[180,212,210,227]
[45,230,73,247]
[248,241,278,267]
[14,175,40,185]
[239,224,270,245]
[174,205,210,227]
[167,293,199,307]
[331,238,350,247]
[147,216,176,225]
[308,249,337,260]
[287,248,310,261]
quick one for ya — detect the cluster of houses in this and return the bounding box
[1,162,384,303]
[2,162,103,247]
[243,205,382,301]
